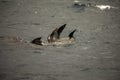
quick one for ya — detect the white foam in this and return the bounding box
[95,5,118,10]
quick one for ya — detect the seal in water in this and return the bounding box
[31,24,76,46]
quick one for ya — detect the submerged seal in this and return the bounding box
[31,24,76,46]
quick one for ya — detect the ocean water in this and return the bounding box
[0,0,120,80]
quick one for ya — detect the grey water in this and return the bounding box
[0,0,120,80]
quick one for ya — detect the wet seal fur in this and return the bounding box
[31,24,76,46]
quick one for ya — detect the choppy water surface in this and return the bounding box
[0,0,120,80]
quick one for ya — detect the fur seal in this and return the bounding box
[31,24,76,46]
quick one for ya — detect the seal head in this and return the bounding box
[31,37,43,45]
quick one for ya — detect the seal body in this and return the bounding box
[42,37,75,46]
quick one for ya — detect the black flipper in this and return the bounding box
[69,29,76,39]
[57,24,66,39]
[31,37,43,45]
[47,24,66,42]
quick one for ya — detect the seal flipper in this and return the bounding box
[57,24,66,39]
[69,29,76,39]
[47,28,58,43]
[47,24,66,43]
[31,37,43,45]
